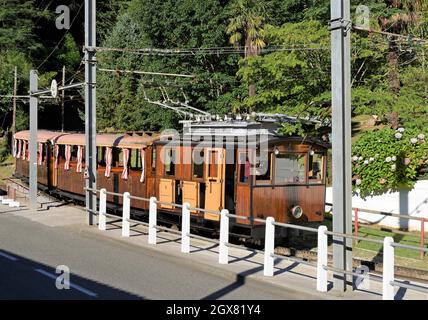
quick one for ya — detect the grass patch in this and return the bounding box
[0,155,14,180]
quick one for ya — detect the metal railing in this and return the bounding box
[86,187,428,300]
[326,202,427,258]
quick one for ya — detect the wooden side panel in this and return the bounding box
[252,185,325,223]
[182,181,199,215]
[235,184,251,225]
[204,182,222,221]
[180,146,192,181]
[57,161,85,196]
[37,165,48,186]
[159,178,175,209]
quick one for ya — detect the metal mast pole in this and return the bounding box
[12,66,17,142]
[85,0,97,225]
[330,0,353,291]
[62,66,65,132]
[29,70,38,209]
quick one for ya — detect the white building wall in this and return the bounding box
[325,180,428,232]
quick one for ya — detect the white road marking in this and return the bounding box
[34,268,98,298]
[0,251,18,261]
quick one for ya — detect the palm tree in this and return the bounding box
[226,0,270,97]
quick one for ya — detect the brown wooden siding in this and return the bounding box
[252,184,325,223]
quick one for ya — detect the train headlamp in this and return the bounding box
[291,206,303,219]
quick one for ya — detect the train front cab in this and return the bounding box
[153,137,328,240]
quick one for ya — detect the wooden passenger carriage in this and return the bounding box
[13,118,329,240]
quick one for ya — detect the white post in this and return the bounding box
[264,217,275,277]
[122,192,131,237]
[181,202,191,253]
[148,197,157,244]
[219,209,229,264]
[317,226,328,292]
[98,188,107,231]
[382,237,395,300]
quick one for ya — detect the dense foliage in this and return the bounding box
[0,0,428,195]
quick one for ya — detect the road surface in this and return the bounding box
[0,213,316,300]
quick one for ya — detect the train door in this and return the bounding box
[159,179,175,209]
[159,147,176,209]
[182,181,199,214]
[204,148,225,221]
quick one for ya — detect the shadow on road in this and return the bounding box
[0,249,144,300]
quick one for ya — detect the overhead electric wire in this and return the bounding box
[94,44,329,57]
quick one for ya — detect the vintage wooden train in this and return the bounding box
[13,117,329,240]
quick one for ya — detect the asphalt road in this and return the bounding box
[0,213,310,300]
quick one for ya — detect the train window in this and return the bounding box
[255,152,272,184]
[274,153,306,184]
[308,152,324,183]
[58,145,65,160]
[164,148,175,176]
[71,146,78,161]
[116,149,124,167]
[151,148,156,171]
[238,152,250,184]
[130,149,141,170]
[192,148,204,179]
[207,150,218,178]
[97,147,106,167]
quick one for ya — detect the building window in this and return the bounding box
[274,153,306,184]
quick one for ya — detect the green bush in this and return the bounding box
[0,136,10,163]
[352,128,428,198]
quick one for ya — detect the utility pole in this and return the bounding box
[62,66,65,132]
[12,67,17,143]
[85,0,97,226]
[29,70,38,209]
[330,0,353,292]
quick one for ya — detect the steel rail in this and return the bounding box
[391,280,428,294]
[273,221,318,233]
[128,195,150,202]
[391,242,428,253]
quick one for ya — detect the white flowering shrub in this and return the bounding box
[352,128,428,198]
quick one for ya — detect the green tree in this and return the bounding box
[235,21,330,135]
[226,0,270,97]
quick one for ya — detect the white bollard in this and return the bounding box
[8,201,20,208]
[148,197,157,245]
[181,202,191,253]
[2,198,13,205]
[98,188,107,231]
[219,209,229,264]
[264,217,275,277]
[122,192,131,237]
[317,225,328,292]
[382,237,395,300]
